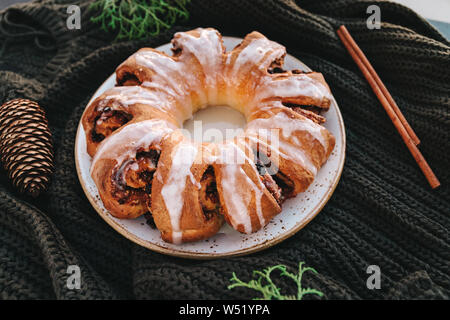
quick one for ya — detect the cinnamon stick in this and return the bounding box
[338,25,420,146]
[337,26,440,189]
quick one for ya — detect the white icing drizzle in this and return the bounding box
[245,111,329,175]
[173,28,224,105]
[255,74,332,103]
[141,81,177,99]
[91,119,174,174]
[246,134,317,176]
[161,141,199,244]
[88,29,336,241]
[112,29,331,128]
[133,50,197,117]
[224,35,285,111]
[230,37,285,77]
[247,110,327,146]
[99,86,174,113]
[135,50,187,97]
[215,141,266,233]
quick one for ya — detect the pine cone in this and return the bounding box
[0,99,54,197]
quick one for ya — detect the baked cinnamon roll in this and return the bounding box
[212,138,282,234]
[90,119,174,219]
[151,131,223,243]
[82,86,179,157]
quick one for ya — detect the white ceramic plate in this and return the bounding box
[75,37,346,259]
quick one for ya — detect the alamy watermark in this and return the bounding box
[366,265,381,290]
[171,121,281,172]
[66,265,81,290]
[65,4,382,32]
[67,5,81,30]
[367,5,381,30]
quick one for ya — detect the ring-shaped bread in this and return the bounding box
[82,28,335,244]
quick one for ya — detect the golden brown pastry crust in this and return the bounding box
[82,28,336,244]
[82,86,178,157]
[212,139,282,234]
[246,105,335,195]
[90,119,174,219]
[151,132,224,243]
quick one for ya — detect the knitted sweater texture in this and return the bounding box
[0,0,448,299]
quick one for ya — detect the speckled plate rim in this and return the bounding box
[75,36,346,260]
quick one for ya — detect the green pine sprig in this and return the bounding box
[89,0,191,40]
[228,262,324,300]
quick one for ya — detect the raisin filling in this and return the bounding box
[268,66,286,74]
[199,166,221,220]
[268,57,286,74]
[254,150,297,204]
[92,107,132,143]
[112,148,161,212]
[272,171,295,201]
[171,46,182,57]
[255,157,283,205]
[267,58,286,74]
[282,102,326,124]
[144,212,156,229]
[117,72,141,86]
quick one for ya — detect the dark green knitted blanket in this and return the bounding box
[0,0,448,299]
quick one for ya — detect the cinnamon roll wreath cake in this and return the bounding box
[82,28,335,244]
